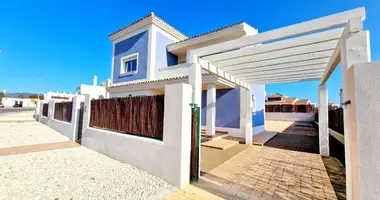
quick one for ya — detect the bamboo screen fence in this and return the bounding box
[54,101,73,122]
[90,95,165,140]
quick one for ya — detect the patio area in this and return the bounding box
[167,145,338,200]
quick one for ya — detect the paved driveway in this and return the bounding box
[168,145,337,200]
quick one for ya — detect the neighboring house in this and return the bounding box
[1,97,35,107]
[265,93,316,113]
[105,13,265,137]
[29,95,44,105]
[44,91,76,101]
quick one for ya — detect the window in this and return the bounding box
[120,53,138,76]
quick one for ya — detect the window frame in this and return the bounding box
[120,53,139,76]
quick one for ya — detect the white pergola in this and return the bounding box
[187,7,370,200]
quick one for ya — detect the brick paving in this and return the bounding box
[322,157,346,200]
[168,145,337,200]
[265,121,319,154]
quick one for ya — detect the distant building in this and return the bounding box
[2,97,34,107]
[75,75,107,98]
[265,93,316,113]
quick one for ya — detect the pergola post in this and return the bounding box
[340,30,371,200]
[188,55,202,178]
[206,84,216,135]
[241,87,252,145]
[318,85,329,156]
[188,63,202,106]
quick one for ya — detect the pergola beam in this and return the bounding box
[191,7,365,57]
[240,68,325,80]
[251,76,321,84]
[320,16,363,85]
[203,28,343,62]
[231,60,329,77]
[221,51,332,71]
[212,40,338,67]
[197,58,250,88]
[247,73,322,82]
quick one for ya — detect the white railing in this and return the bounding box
[157,63,192,79]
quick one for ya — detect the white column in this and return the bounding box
[341,30,371,200]
[206,84,216,135]
[163,83,192,188]
[318,85,329,156]
[38,101,44,122]
[240,87,253,145]
[82,94,92,134]
[106,79,111,98]
[188,63,202,106]
[48,100,55,126]
[240,87,246,139]
[71,96,84,141]
[35,100,41,120]
[188,59,202,179]
[348,62,380,200]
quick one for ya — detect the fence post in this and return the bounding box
[38,101,44,122]
[163,83,192,188]
[71,96,82,141]
[35,100,41,120]
[48,100,55,126]
[82,94,91,136]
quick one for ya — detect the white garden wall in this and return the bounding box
[81,83,192,188]
[49,95,84,141]
[36,96,84,141]
[265,112,314,121]
[347,62,380,200]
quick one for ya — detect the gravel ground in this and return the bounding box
[0,122,69,148]
[0,146,173,200]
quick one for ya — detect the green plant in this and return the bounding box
[0,92,4,103]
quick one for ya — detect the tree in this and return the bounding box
[17,94,24,99]
[0,92,4,103]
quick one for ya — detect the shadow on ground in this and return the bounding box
[265,121,319,154]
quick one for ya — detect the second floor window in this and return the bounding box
[120,53,138,76]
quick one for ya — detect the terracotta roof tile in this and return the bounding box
[109,74,211,88]
[108,13,187,38]
[265,97,297,105]
[296,99,311,105]
[266,93,284,98]
[167,21,244,46]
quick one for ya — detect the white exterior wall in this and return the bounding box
[2,97,35,107]
[347,62,380,200]
[265,112,315,122]
[81,83,192,188]
[49,95,85,141]
[78,85,106,98]
[38,100,54,126]
[109,90,161,98]
[44,92,76,101]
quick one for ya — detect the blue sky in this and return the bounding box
[0,0,379,103]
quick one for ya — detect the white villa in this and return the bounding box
[105,13,266,138]
[35,7,380,199]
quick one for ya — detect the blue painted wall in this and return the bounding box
[252,84,265,127]
[201,88,240,128]
[200,85,266,130]
[113,31,149,84]
[155,31,178,70]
